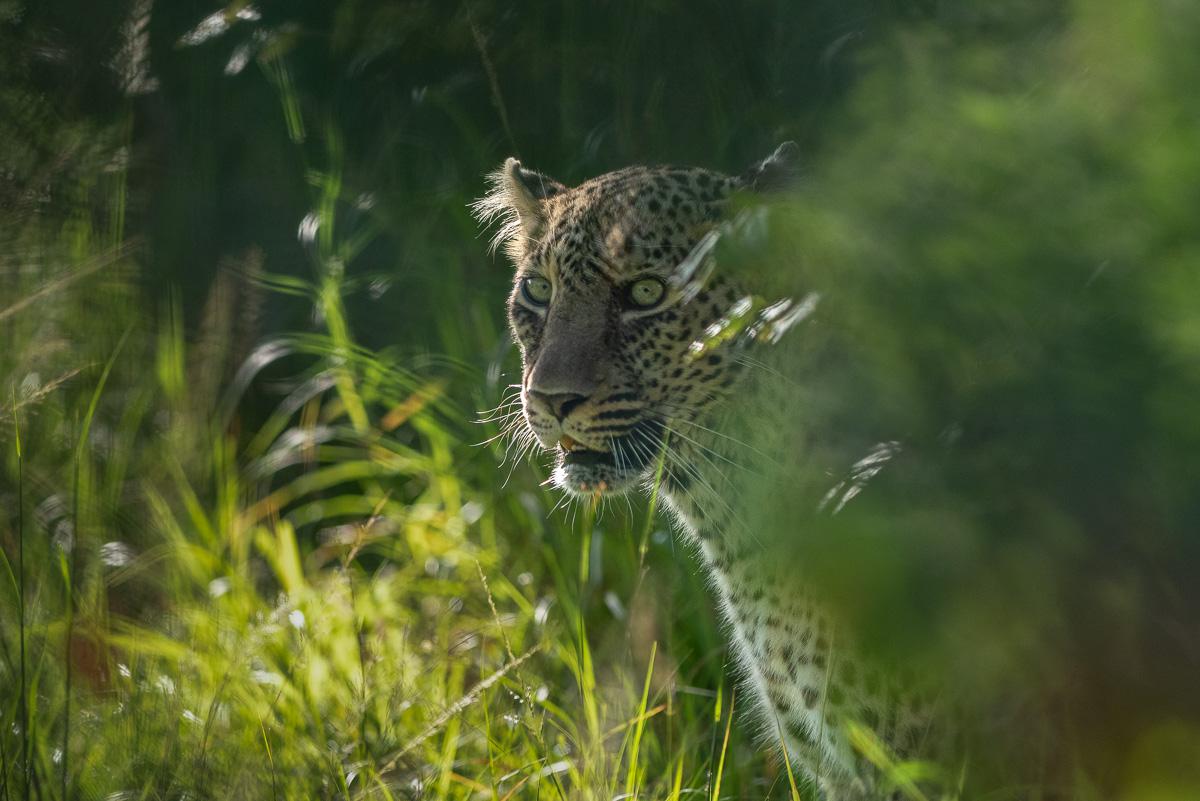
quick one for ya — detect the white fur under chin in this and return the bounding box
[552,459,645,497]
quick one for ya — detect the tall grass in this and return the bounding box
[0,30,765,798]
[0,208,763,800]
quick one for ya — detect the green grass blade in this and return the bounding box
[624,641,657,799]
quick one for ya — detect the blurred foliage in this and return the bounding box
[720,2,1200,793]
[1,0,1199,799]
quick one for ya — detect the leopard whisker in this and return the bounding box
[660,416,778,473]
[648,425,751,537]
[474,395,524,423]
[547,487,573,517]
[732,353,792,383]
[477,384,522,408]
[473,414,526,447]
[653,415,754,475]
[568,494,580,529]
[500,428,541,488]
[474,407,523,426]
[499,423,535,468]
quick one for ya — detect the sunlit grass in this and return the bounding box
[0,96,765,798]
[1,271,770,799]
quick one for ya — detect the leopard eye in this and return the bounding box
[626,277,666,309]
[521,276,553,306]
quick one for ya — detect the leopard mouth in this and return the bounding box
[551,422,663,497]
[554,441,626,495]
[559,441,614,465]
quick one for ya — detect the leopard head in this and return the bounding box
[474,145,797,497]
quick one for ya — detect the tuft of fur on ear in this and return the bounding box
[740,141,800,191]
[470,157,566,261]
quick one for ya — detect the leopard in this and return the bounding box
[472,146,943,799]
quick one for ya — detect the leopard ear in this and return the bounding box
[471,158,567,261]
[740,141,800,191]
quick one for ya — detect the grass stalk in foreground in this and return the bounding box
[62,411,77,801]
[61,327,129,798]
[13,388,28,801]
[710,688,735,801]
[623,640,657,798]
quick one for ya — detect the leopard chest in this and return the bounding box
[702,545,864,770]
[658,443,938,792]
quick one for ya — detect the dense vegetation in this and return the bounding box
[2,1,1198,798]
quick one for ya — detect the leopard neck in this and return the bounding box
[655,410,760,554]
[649,352,789,561]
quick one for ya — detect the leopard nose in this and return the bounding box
[528,390,589,422]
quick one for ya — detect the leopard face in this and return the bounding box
[473,147,795,497]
